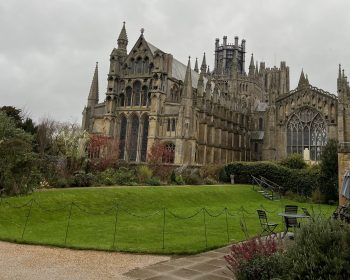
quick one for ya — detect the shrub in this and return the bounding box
[203,177,217,185]
[97,168,115,186]
[114,167,136,185]
[280,153,307,169]
[71,171,95,187]
[146,177,161,186]
[53,177,69,188]
[137,165,153,183]
[200,164,223,181]
[175,175,185,185]
[225,236,285,280]
[183,173,202,185]
[283,218,350,279]
[223,161,319,196]
[170,170,176,183]
[319,138,338,203]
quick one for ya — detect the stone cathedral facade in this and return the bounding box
[82,22,350,165]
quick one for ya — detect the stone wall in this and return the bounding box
[338,147,350,205]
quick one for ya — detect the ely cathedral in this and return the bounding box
[82,22,350,165]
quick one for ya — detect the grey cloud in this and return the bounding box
[0,0,349,122]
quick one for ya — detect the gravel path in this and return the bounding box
[0,241,170,280]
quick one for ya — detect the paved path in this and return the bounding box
[124,246,232,280]
[0,241,233,280]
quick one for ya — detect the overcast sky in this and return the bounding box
[1,0,349,123]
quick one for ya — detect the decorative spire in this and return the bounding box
[248,53,255,76]
[182,56,193,99]
[200,52,207,73]
[117,21,128,54]
[255,61,259,76]
[194,57,199,73]
[88,62,99,106]
[339,64,342,79]
[297,69,309,88]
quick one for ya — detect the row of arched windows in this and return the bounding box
[239,83,248,92]
[129,57,152,75]
[118,114,149,162]
[119,81,151,107]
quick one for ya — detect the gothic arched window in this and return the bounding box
[119,115,127,159]
[133,81,141,106]
[129,114,139,161]
[162,143,175,163]
[136,57,142,74]
[141,86,148,106]
[143,57,149,73]
[140,115,149,162]
[126,87,132,106]
[287,107,327,161]
[119,93,125,107]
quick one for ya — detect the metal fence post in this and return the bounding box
[225,208,230,243]
[203,208,208,248]
[162,208,166,250]
[112,204,119,249]
[64,202,73,245]
[21,199,34,240]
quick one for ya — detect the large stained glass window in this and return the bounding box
[140,115,149,162]
[287,108,327,161]
[133,81,141,106]
[126,87,132,106]
[119,115,127,159]
[129,115,139,161]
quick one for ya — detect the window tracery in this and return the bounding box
[119,115,127,159]
[129,114,139,161]
[287,107,327,161]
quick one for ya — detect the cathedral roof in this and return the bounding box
[147,41,210,89]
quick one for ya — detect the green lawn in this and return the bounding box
[0,185,335,254]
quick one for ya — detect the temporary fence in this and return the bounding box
[0,197,329,252]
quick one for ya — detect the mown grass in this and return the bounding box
[0,185,335,254]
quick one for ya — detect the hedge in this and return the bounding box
[222,161,319,197]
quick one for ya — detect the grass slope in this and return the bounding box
[0,185,334,254]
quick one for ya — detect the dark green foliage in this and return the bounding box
[0,106,36,135]
[319,139,338,202]
[284,219,350,279]
[0,111,39,195]
[170,170,176,183]
[223,161,319,196]
[146,177,161,186]
[71,171,95,187]
[183,173,202,185]
[174,175,185,185]
[280,153,307,169]
[96,167,137,186]
[53,177,69,188]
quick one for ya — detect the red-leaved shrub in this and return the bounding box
[224,236,282,274]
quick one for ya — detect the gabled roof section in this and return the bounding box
[128,36,210,89]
